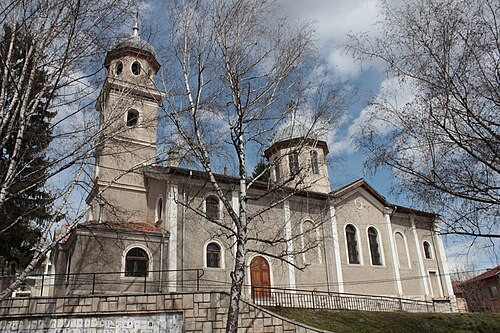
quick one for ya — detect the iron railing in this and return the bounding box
[251,287,453,313]
[10,269,205,297]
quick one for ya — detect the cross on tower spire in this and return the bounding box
[132,11,139,37]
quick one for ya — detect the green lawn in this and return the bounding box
[272,308,500,333]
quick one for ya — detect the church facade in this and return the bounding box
[52,26,455,307]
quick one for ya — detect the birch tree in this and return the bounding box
[349,0,499,239]
[0,0,140,299]
[160,0,345,331]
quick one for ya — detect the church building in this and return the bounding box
[52,24,455,308]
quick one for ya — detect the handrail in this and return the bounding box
[251,286,452,313]
[5,268,205,297]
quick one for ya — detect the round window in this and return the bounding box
[115,61,123,75]
[131,61,141,75]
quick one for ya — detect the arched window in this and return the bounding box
[368,227,382,265]
[205,196,219,220]
[206,242,221,268]
[288,152,299,175]
[310,150,319,174]
[423,241,432,259]
[395,232,410,268]
[302,220,321,264]
[131,61,141,75]
[126,109,139,127]
[115,61,123,75]
[346,224,360,264]
[156,197,163,222]
[125,248,149,277]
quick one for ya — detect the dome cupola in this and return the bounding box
[264,115,331,193]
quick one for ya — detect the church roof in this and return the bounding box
[272,120,319,144]
[332,178,436,218]
[79,221,163,234]
[111,35,156,57]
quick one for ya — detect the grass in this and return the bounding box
[272,308,500,333]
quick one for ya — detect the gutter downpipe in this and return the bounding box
[159,230,165,292]
[321,206,330,293]
[181,170,192,291]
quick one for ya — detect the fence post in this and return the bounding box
[40,274,45,297]
[399,298,403,311]
[197,269,200,291]
[311,291,315,309]
[92,273,96,295]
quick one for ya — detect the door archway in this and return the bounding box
[250,256,271,299]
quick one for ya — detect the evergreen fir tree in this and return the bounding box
[251,159,270,182]
[0,24,58,272]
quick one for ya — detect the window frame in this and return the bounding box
[274,161,281,182]
[122,245,152,279]
[204,240,224,269]
[131,60,141,75]
[155,196,163,223]
[423,241,433,260]
[345,224,361,265]
[125,109,140,127]
[124,247,149,277]
[115,60,123,75]
[204,195,221,221]
[394,230,411,269]
[489,285,498,299]
[310,150,319,174]
[300,219,322,264]
[288,151,300,176]
[367,226,383,266]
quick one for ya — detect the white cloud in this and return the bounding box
[330,76,417,155]
[283,0,383,80]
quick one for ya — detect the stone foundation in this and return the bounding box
[0,292,329,332]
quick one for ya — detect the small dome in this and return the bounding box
[272,120,319,144]
[111,35,156,57]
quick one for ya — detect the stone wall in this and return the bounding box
[0,292,329,333]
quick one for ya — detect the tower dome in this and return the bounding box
[272,119,319,144]
[111,35,156,57]
[110,18,156,57]
[104,16,160,73]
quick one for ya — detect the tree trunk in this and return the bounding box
[226,237,246,333]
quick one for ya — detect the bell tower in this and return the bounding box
[88,19,164,224]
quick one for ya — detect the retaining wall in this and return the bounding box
[0,292,329,332]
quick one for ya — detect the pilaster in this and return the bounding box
[384,207,403,296]
[328,205,344,293]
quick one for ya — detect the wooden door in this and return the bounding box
[250,256,271,299]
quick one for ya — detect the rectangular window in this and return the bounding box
[489,286,498,298]
[289,152,299,175]
[274,162,281,181]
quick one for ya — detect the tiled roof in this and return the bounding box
[332,178,436,218]
[79,221,163,234]
[463,265,500,284]
[452,281,464,294]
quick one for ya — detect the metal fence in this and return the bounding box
[8,269,205,297]
[252,287,453,313]
[7,270,453,313]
